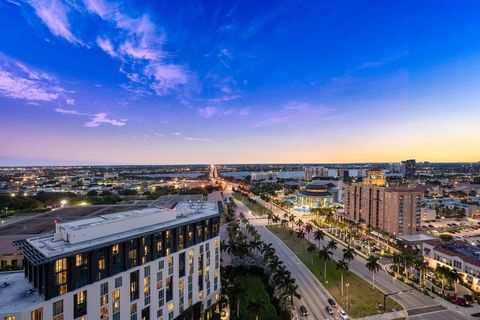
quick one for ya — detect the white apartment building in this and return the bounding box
[0,200,222,320]
[423,240,480,291]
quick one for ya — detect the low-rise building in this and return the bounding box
[420,208,437,221]
[423,240,480,291]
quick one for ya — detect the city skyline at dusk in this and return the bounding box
[1,0,480,165]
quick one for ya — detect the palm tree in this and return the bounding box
[336,259,349,296]
[249,239,263,256]
[296,218,304,230]
[342,246,356,263]
[228,281,246,318]
[314,229,325,248]
[319,246,333,280]
[289,214,296,229]
[366,255,381,289]
[305,223,313,241]
[435,265,451,297]
[450,269,461,295]
[247,297,265,320]
[414,258,429,287]
[307,243,317,265]
[327,239,337,252]
[280,282,301,311]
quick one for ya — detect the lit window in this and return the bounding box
[31,308,43,320]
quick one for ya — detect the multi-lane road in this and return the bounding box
[227,194,473,319]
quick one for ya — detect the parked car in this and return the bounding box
[300,305,309,316]
[328,298,337,307]
[338,309,349,320]
[326,306,334,315]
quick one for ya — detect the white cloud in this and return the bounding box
[198,106,249,118]
[96,37,116,57]
[27,0,83,45]
[185,137,212,142]
[83,112,127,127]
[54,108,85,115]
[172,132,182,136]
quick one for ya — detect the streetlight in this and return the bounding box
[60,199,67,207]
[345,283,350,310]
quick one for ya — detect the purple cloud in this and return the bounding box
[83,113,127,127]
[27,0,83,45]
[0,56,68,102]
[198,106,219,118]
[185,137,212,142]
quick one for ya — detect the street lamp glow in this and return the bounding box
[80,201,87,206]
[10,193,15,197]
[60,199,68,206]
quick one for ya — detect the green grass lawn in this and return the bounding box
[233,193,273,216]
[237,275,278,320]
[267,225,403,318]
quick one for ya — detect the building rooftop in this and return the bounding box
[15,200,221,265]
[425,240,480,268]
[0,271,44,314]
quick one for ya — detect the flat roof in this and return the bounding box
[398,234,437,242]
[16,201,220,265]
[0,271,44,314]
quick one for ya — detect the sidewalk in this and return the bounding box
[357,310,408,320]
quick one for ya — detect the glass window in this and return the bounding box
[52,300,63,316]
[115,277,122,288]
[31,308,43,320]
[73,291,87,318]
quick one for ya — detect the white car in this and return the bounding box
[338,309,349,320]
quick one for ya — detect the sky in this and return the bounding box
[0,0,479,165]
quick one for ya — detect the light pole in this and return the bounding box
[345,283,350,310]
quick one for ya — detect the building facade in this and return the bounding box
[423,240,480,292]
[0,201,221,320]
[296,184,333,209]
[344,170,422,236]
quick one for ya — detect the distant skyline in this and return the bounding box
[1,0,479,165]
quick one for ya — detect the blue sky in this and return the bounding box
[0,0,479,165]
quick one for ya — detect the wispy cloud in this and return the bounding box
[173,132,182,136]
[207,94,242,103]
[185,137,212,142]
[55,108,126,128]
[54,108,85,115]
[0,55,68,103]
[252,100,333,127]
[357,51,408,70]
[198,106,249,118]
[83,113,127,127]
[27,0,83,45]
[84,0,189,96]
[198,106,218,118]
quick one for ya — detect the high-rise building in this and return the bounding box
[1,201,222,320]
[344,170,422,236]
[402,159,416,176]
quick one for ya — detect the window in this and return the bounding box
[100,282,109,306]
[54,258,68,295]
[168,256,174,275]
[73,291,87,318]
[115,277,122,288]
[4,317,16,320]
[154,232,163,258]
[52,300,63,320]
[130,303,137,320]
[97,248,107,280]
[113,289,121,313]
[31,308,43,320]
[130,270,139,301]
[166,275,173,302]
[100,306,109,320]
[74,253,89,288]
[158,260,164,270]
[145,266,150,277]
[156,271,163,289]
[179,252,186,277]
[112,244,123,274]
[128,239,138,268]
[158,289,165,306]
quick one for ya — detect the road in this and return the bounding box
[224,185,473,319]
[231,199,338,319]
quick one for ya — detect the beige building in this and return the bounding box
[344,170,422,236]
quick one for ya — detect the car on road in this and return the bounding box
[338,309,349,320]
[328,298,337,308]
[325,306,334,315]
[299,305,309,316]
